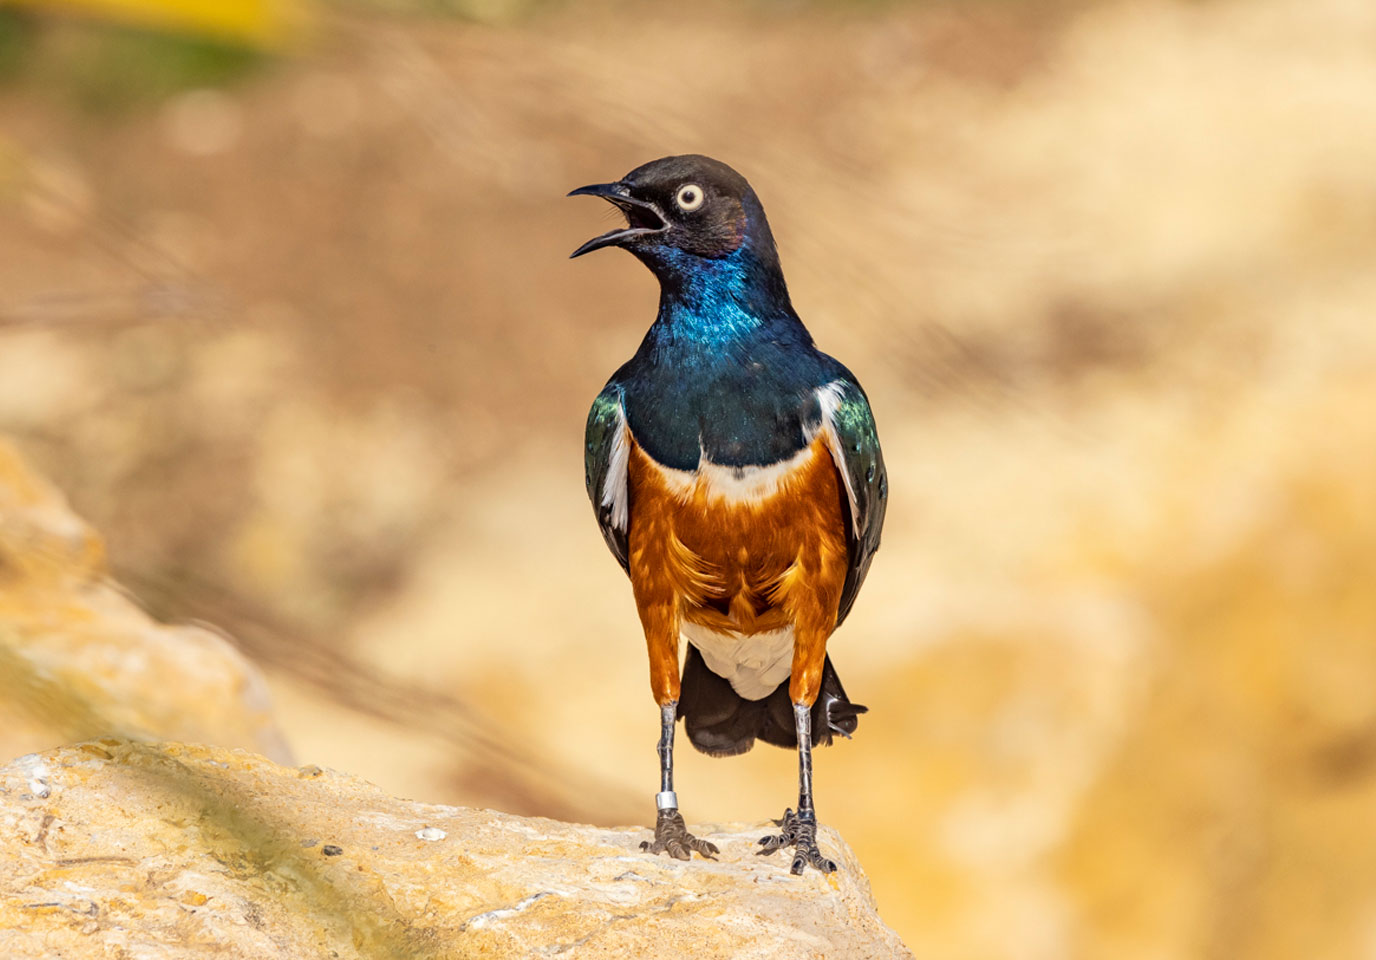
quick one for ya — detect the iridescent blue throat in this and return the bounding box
[636,243,802,351]
[618,226,833,471]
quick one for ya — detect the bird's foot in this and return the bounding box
[640,808,718,861]
[756,807,837,875]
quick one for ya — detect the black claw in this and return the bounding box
[756,807,838,876]
[642,808,716,861]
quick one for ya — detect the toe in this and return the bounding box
[693,837,720,858]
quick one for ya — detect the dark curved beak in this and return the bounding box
[567,182,667,258]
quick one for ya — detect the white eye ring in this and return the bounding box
[675,183,705,211]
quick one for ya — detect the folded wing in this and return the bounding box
[816,380,887,627]
[585,381,631,572]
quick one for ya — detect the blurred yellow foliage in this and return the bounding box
[10,0,305,45]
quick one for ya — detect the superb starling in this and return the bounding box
[571,155,886,875]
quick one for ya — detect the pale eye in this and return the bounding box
[675,183,704,211]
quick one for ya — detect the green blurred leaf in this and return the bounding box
[52,24,266,113]
[0,8,39,82]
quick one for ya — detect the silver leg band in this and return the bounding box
[655,790,679,811]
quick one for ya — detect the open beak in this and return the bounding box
[567,182,667,258]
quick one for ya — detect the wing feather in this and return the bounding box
[815,379,887,626]
[584,381,631,573]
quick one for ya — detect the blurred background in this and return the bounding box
[2,0,1375,955]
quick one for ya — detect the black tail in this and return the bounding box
[677,645,868,757]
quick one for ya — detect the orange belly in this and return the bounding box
[626,434,849,705]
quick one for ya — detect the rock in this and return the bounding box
[0,438,291,766]
[0,740,914,959]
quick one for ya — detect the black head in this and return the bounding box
[568,155,778,266]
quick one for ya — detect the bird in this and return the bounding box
[570,155,886,875]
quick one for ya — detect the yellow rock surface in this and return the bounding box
[0,438,291,766]
[0,740,913,959]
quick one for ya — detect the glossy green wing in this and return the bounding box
[819,379,888,627]
[584,380,630,573]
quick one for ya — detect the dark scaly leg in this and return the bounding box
[630,572,716,861]
[759,610,839,875]
[640,700,718,860]
[757,702,837,874]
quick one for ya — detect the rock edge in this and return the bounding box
[0,739,913,959]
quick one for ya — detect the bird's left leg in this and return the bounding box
[758,620,838,875]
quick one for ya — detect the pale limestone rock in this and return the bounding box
[0,740,914,959]
[0,438,291,765]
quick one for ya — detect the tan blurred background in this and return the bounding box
[2,0,1376,954]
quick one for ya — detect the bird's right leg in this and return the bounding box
[639,698,717,860]
[634,594,718,861]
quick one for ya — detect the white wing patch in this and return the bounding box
[601,404,631,532]
[814,380,861,537]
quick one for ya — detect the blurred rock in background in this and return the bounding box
[1,0,1375,955]
[0,438,290,764]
